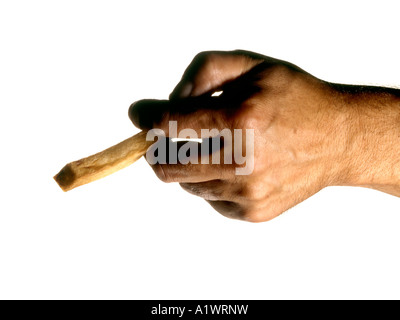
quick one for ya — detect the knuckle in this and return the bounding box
[232,49,249,56]
[265,64,297,88]
[241,208,272,223]
[236,109,259,130]
[242,209,264,223]
[269,64,292,77]
[230,99,261,129]
[239,182,268,202]
[231,49,263,61]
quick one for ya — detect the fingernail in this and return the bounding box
[171,82,193,100]
[180,82,193,98]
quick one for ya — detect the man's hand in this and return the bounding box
[129,50,400,222]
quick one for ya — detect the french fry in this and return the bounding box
[54,131,152,192]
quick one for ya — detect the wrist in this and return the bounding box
[336,86,400,195]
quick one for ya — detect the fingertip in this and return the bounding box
[169,81,193,100]
[128,101,140,127]
[128,99,157,129]
[128,99,170,129]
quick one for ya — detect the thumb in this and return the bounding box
[169,50,264,100]
[129,97,226,136]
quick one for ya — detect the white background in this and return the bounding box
[0,0,399,300]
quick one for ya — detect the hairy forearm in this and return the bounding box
[334,84,400,196]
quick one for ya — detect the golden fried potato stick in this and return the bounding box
[54,131,153,192]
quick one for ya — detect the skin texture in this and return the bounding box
[129,50,400,222]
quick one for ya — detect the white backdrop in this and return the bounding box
[0,0,399,299]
